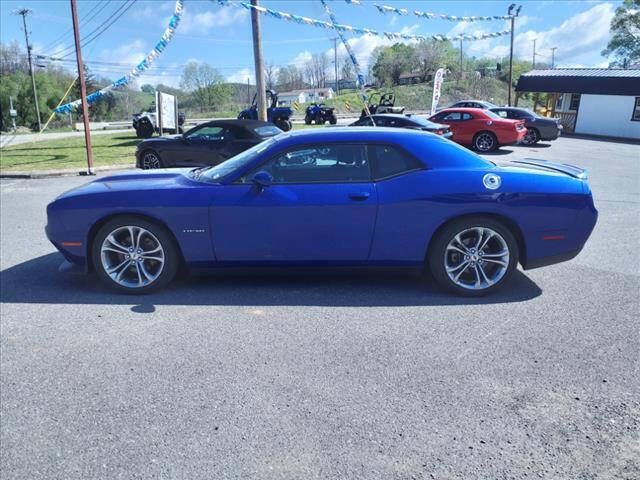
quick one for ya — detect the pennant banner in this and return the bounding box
[225,1,511,43]
[349,1,514,22]
[55,0,184,114]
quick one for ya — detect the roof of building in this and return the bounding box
[516,68,640,96]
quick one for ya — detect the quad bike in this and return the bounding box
[360,92,405,117]
[304,103,337,125]
[133,111,185,138]
[238,89,293,131]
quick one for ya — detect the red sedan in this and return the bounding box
[429,107,526,152]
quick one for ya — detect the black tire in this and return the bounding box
[522,127,539,145]
[329,114,337,125]
[427,216,519,297]
[136,119,154,139]
[473,131,497,152]
[275,118,292,131]
[304,115,312,125]
[140,149,163,169]
[92,216,179,294]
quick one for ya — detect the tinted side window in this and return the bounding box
[493,109,508,118]
[442,112,462,121]
[462,113,473,121]
[354,117,373,126]
[369,145,422,180]
[248,144,370,183]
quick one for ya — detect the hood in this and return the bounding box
[139,134,182,145]
[56,168,194,200]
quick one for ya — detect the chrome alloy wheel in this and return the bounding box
[100,226,165,288]
[142,151,161,169]
[475,133,495,152]
[444,227,510,290]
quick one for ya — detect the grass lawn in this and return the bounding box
[0,123,326,172]
[0,132,142,172]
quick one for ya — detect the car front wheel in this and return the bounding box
[473,131,497,152]
[428,217,519,296]
[92,216,179,293]
[141,150,162,169]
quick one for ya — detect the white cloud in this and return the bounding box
[99,40,147,66]
[290,50,313,66]
[176,5,248,35]
[227,67,254,84]
[444,3,614,67]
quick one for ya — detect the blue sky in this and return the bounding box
[0,0,620,89]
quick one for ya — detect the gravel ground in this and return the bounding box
[1,136,639,479]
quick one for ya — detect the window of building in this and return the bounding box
[632,97,640,122]
[556,94,564,110]
[569,94,580,111]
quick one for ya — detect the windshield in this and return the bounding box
[200,137,277,182]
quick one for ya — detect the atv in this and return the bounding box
[304,103,337,125]
[238,89,293,131]
[361,92,405,117]
[133,111,185,138]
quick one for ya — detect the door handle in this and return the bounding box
[349,192,370,201]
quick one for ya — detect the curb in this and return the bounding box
[0,164,136,179]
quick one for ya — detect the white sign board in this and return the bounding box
[155,91,176,132]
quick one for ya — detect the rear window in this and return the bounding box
[368,145,422,180]
[254,125,282,137]
[484,110,502,119]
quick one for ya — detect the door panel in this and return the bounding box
[209,183,377,262]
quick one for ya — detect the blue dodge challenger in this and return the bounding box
[46,128,597,296]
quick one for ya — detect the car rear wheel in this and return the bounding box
[304,115,312,125]
[473,131,497,152]
[92,216,179,294]
[428,216,519,296]
[522,128,539,145]
[141,150,162,169]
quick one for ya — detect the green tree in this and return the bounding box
[140,84,155,94]
[371,43,416,86]
[180,61,231,111]
[601,0,640,67]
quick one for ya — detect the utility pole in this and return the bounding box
[550,47,557,69]
[250,0,267,121]
[333,37,339,95]
[459,38,464,84]
[14,8,42,131]
[70,0,94,174]
[507,4,520,106]
[532,39,537,69]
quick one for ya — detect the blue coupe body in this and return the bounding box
[46,128,597,294]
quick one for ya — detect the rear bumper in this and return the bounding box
[522,247,582,270]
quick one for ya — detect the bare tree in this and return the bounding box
[340,56,354,81]
[264,62,278,91]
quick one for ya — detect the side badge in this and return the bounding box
[483,173,501,190]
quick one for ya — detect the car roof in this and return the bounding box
[277,126,433,143]
[435,107,488,113]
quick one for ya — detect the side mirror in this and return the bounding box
[252,170,273,188]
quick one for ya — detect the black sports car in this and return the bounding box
[135,119,282,169]
[349,114,453,139]
[490,107,562,145]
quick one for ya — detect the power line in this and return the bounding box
[50,0,136,59]
[37,0,109,55]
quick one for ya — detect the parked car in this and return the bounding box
[449,100,498,109]
[350,114,453,139]
[135,119,282,169]
[490,107,563,145]
[305,103,337,125]
[429,108,526,152]
[47,128,597,297]
[132,111,186,138]
[238,89,293,131]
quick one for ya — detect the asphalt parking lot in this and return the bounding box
[1,135,639,479]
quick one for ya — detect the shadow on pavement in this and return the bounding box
[1,253,542,307]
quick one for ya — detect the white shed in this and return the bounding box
[516,69,640,140]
